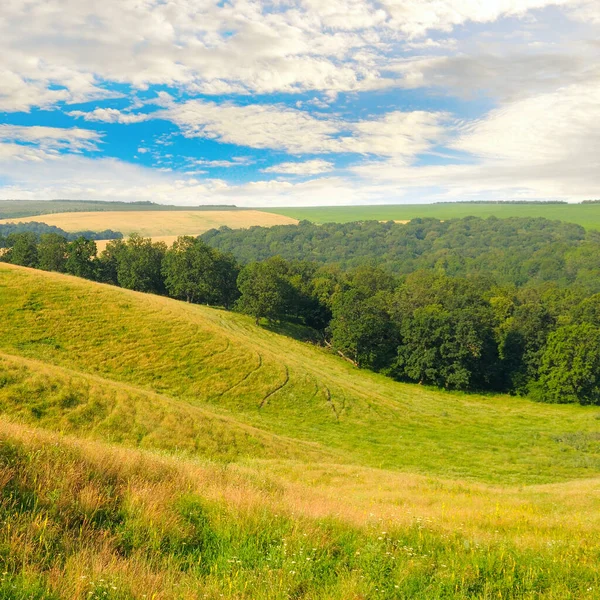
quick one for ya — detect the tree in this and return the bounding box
[65,237,97,279]
[116,234,166,294]
[96,239,126,285]
[38,233,68,272]
[537,324,600,404]
[329,289,398,370]
[162,236,239,306]
[393,305,499,390]
[496,300,555,394]
[163,237,216,303]
[210,252,240,309]
[6,232,38,267]
[235,258,292,324]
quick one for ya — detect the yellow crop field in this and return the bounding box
[0,209,298,238]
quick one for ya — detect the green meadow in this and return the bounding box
[2,264,600,598]
[264,203,600,230]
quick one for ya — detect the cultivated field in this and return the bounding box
[0,209,298,247]
[265,203,600,230]
[1,264,600,598]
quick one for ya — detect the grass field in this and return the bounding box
[264,203,600,231]
[0,210,298,242]
[2,264,600,598]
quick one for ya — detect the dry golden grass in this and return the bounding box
[0,209,298,238]
[2,418,600,598]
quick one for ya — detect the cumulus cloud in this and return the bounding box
[157,100,447,157]
[0,125,103,162]
[352,80,600,201]
[1,0,599,205]
[262,159,335,175]
[1,0,593,111]
[68,108,150,124]
[453,81,600,164]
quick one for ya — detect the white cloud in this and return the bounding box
[0,0,592,111]
[160,100,341,153]
[452,81,600,164]
[380,0,579,37]
[190,157,253,168]
[352,80,600,201]
[392,46,600,100]
[158,99,447,157]
[262,159,335,175]
[0,125,103,158]
[68,108,150,124]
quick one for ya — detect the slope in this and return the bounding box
[1,263,600,485]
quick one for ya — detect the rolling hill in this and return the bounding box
[0,210,298,251]
[2,263,600,598]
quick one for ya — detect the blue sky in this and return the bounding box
[0,0,599,206]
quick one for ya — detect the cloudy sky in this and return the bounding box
[1,0,599,206]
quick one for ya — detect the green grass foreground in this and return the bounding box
[1,264,600,598]
[264,203,600,231]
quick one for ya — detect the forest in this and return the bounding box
[4,217,600,405]
[201,217,600,290]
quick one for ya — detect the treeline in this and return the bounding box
[0,221,122,242]
[201,217,600,291]
[4,228,600,405]
[434,200,568,204]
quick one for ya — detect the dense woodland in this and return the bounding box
[4,217,600,405]
[201,217,600,290]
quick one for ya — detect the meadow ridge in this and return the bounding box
[2,264,600,598]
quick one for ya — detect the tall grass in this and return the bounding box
[1,420,599,599]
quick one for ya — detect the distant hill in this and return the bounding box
[262,202,600,231]
[0,199,242,219]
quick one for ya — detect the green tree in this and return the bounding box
[394,305,498,390]
[96,239,126,285]
[162,236,240,307]
[537,324,600,404]
[65,237,97,279]
[210,252,240,309]
[116,234,166,294]
[6,232,39,267]
[163,236,215,303]
[329,289,398,370]
[236,258,292,324]
[38,233,68,272]
[497,301,555,394]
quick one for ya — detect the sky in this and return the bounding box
[0,0,599,207]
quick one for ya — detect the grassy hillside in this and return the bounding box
[264,203,600,231]
[2,264,600,598]
[2,263,600,484]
